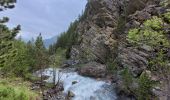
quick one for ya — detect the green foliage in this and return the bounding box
[127,16,170,47]
[81,48,94,61]
[49,14,87,58]
[163,12,170,23]
[121,68,133,90]
[54,20,79,49]
[49,48,66,67]
[116,16,127,33]
[0,22,20,68]
[0,85,37,100]
[7,40,29,76]
[149,50,170,75]
[1,34,49,78]
[137,72,153,100]
[0,0,20,68]
[0,77,39,100]
[144,16,163,30]
[127,28,140,43]
[106,59,117,73]
[26,40,36,72]
[160,0,170,7]
[0,0,16,11]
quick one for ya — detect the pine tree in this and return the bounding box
[35,33,49,94]
[26,40,36,72]
[0,0,16,11]
[0,0,20,68]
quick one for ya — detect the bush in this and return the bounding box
[121,68,133,90]
[137,72,153,100]
[0,78,38,100]
[127,28,140,43]
[127,16,170,47]
[106,60,117,73]
[163,12,170,23]
[0,85,37,100]
[144,16,163,30]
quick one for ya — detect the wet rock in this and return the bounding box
[78,62,107,78]
[62,60,79,68]
[72,81,78,85]
[68,90,75,97]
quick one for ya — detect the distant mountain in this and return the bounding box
[43,36,57,48]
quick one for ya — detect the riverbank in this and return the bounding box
[0,76,41,100]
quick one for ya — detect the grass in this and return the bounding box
[0,77,40,100]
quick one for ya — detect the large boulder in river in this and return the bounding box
[78,62,107,78]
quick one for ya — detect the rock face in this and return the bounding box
[69,0,170,99]
[70,0,120,63]
[78,62,107,78]
[70,0,162,63]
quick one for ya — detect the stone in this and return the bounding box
[63,60,79,67]
[72,81,78,85]
[141,44,152,51]
[68,90,75,97]
[78,62,107,78]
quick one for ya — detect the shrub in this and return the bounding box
[138,72,154,100]
[0,84,38,100]
[144,16,163,30]
[160,0,170,7]
[127,28,140,43]
[163,12,170,23]
[106,60,117,73]
[127,16,170,47]
[121,68,133,90]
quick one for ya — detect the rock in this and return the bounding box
[141,44,152,51]
[67,90,75,97]
[96,78,101,81]
[78,62,107,78]
[31,85,40,90]
[118,46,149,77]
[72,81,78,85]
[62,60,79,68]
[69,0,120,63]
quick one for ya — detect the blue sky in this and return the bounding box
[0,0,87,40]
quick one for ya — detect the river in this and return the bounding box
[37,68,117,100]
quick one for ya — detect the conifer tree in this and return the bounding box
[35,33,49,94]
[0,0,20,68]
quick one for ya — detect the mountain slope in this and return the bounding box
[68,0,170,99]
[43,35,57,48]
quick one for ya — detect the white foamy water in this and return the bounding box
[39,68,117,100]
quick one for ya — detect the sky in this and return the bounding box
[0,0,87,41]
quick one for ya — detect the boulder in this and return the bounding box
[78,62,107,78]
[72,81,78,85]
[62,60,79,68]
[67,90,75,97]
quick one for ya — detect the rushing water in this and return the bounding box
[38,68,117,100]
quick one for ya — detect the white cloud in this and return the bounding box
[0,0,87,40]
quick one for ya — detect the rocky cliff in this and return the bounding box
[70,0,170,99]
